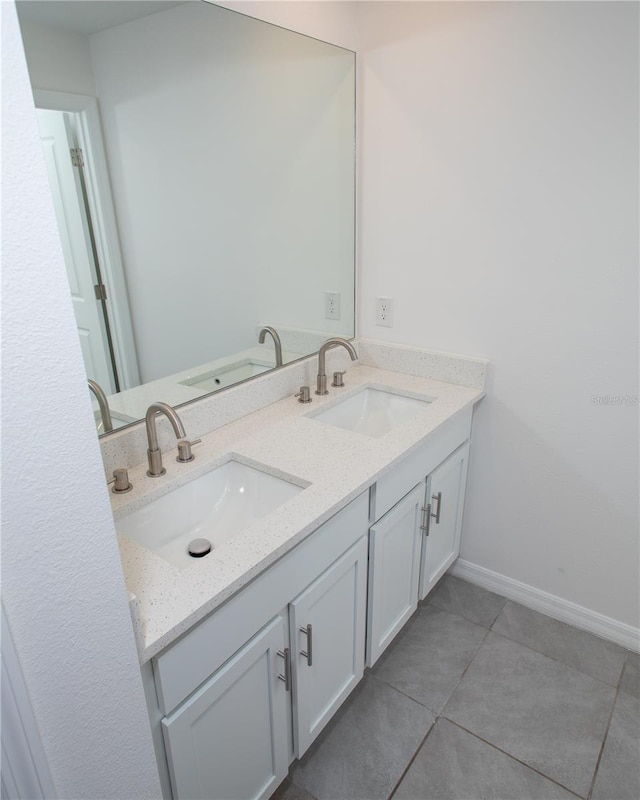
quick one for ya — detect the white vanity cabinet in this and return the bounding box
[150,493,369,800]
[162,614,290,800]
[367,483,424,665]
[419,442,470,600]
[367,409,472,666]
[291,537,367,755]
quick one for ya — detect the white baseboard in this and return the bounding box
[450,559,640,653]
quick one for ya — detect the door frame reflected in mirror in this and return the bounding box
[17,0,357,438]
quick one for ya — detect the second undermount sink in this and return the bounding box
[310,387,431,438]
[116,460,304,569]
[180,359,272,392]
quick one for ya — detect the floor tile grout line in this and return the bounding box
[487,598,508,629]
[483,628,623,690]
[385,717,437,800]
[441,717,587,799]
[488,602,629,688]
[454,624,491,685]
[585,682,620,800]
[368,670,438,713]
[426,594,506,632]
[370,620,490,717]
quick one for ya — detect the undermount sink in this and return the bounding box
[116,460,304,569]
[310,387,431,438]
[180,359,272,392]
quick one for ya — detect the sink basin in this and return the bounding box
[310,387,431,437]
[180,359,272,392]
[116,460,304,569]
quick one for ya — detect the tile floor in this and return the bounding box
[274,575,640,800]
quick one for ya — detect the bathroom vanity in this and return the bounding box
[108,342,486,800]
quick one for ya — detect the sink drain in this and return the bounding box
[188,538,212,558]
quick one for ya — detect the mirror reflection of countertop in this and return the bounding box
[112,355,486,664]
[103,345,303,424]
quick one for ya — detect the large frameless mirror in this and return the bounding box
[16,0,356,436]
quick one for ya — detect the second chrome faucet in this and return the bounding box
[316,338,358,395]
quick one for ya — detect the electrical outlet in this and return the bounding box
[324,291,341,320]
[376,297,394,327]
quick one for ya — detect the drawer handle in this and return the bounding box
[420,504,431,536]
[431,492,442,524]
[300,624,313,666]
[277,648,291,691]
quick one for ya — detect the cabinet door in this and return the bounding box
[367,483,424,666]
[291,537,368,757]
[419,442,470,600]
[162,615,289,800]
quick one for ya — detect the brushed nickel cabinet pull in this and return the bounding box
[431,492,443,524]
[420,504,431,536]
[277,648,291,691]
[299,624,313,666]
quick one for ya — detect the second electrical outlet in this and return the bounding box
[324,291,341,320]
[376,297,394,327]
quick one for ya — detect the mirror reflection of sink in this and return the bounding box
[93,409,136,435]
[116,460,304,569]
[310,387,431,438]
[179,360,272,392]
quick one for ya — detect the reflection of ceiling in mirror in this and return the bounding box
[16,0,356,438]
[15,1,190,36]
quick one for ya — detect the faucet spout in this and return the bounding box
[316,338,358,395]
[88,380,113,433]
[145,402,187,477]
[258,326,283,367]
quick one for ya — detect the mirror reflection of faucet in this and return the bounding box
[316,338,358,395]
[145,403,200,477]
[88,380,113,433]
[258,326,283,367]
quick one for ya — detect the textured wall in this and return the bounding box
[1,3,161,797]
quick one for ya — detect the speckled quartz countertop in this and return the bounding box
[112,362,484,663]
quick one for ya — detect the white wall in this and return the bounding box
[1,4,161,797]
[16,16,97,95]
[217,0,358,51]
[358,1,639,628]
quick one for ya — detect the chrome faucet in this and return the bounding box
[316,338,358,395]
[145,402,186,477]
[258,326,283,367]
[88,380,113,433]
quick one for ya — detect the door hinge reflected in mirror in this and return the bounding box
[94,283,107,301]
[70,147,84,167]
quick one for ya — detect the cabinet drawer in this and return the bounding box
[153,491,368,714]
[371,407,471,522]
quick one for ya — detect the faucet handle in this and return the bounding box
[295,386,312,404]
[332,371,346,388]
[176,438,202,463]
[108,468,132,494]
